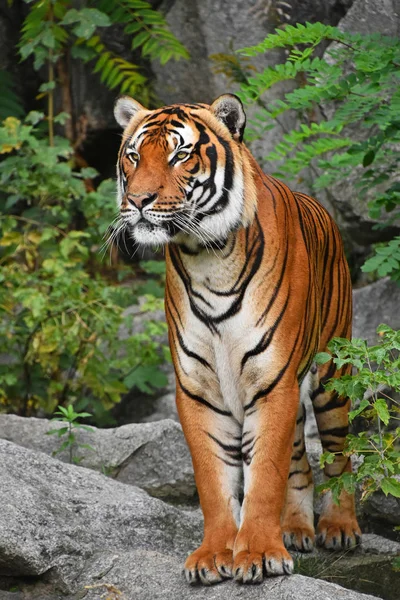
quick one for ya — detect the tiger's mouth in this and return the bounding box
[131,217,180,246]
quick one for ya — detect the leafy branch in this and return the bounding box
[315,325,400,504]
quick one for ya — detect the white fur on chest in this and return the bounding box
[178,251,277,422]
[215,309,275,423]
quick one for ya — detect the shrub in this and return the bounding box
[316,326,400,502]
[0,115,168,424]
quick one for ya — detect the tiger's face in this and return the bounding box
[114,95,257,247]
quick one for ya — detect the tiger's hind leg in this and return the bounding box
[282,377,315,552]
[311,361,361,550]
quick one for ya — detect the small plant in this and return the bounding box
[47,404,95,464]
[315,324,400,504]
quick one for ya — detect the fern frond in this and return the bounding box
[85,35,147,98]
[0,71,24,120]
[239,22,342,57]
[97,0,189,64]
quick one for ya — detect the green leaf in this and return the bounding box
[25,111,45,125]
[374,398,390,425]
[320,452,335,468]
[46,427,68,437]
[314,352,331,365]
[381,477,400,497]
[80,167,98,179]
[73,21,96,39]
[54,112,71,125]
[349,398,370,423]
[81,9,111,28]
[78,443,95,452]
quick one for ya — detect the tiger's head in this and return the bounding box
[114,94,257,248]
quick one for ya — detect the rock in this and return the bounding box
[8,551,382,600]
[0,439,396,600]
[364,490,400,527]
[0,438,201,587]
[339,0,400,36]
[140,391,178,424]
[75,558,381,600]
[352,278,400,344]
[0,416,195,503]
[360,533,400,555]
[296,552,398,600]
[151,0,354,107]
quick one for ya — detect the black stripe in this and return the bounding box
[207,433,242,461]
[241,292,289,372]
[244,324,302,412]
[177,376,231,416]
[166,303,213,371]
[319,426,349,437]
[289,467,311,478]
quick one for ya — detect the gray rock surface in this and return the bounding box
[352,277,400,344]
[139,391,178,423]
[76,560,380,600]
[339,0,400,35]
[0,438,201,586]
[364,489,400,527]
[360,533,400,555]
[4,551,382,600]
[0,416,195,502]
[151,0,353,106]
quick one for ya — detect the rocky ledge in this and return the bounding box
[0,419,399,600]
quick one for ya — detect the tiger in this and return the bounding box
[113,93,361,585]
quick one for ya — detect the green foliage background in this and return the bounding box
[214,22,400,281]
[0,0,185,424]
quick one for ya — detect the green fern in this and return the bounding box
[85,35,147,99]
[232,22,400,281]
[18,0,188,105]
[239,22,341,57]
[0,71,24,120]
[97,0,189,64]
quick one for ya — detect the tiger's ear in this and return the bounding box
[210,94,246,142]
[114,96,146,128]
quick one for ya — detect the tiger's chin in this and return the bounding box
[131,221,172,246]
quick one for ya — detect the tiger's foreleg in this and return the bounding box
[233,381,297,583]
[311,361,361,549]
[176,384,242,585]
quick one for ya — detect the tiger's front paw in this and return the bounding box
[184,547,233,585]
[233,546,293,584]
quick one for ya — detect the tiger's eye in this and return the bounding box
[128,152,139,163]
[176,151,188,160]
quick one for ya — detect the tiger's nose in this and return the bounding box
[126,193,157,211]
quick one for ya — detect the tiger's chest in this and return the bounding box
[171,265,278,423]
